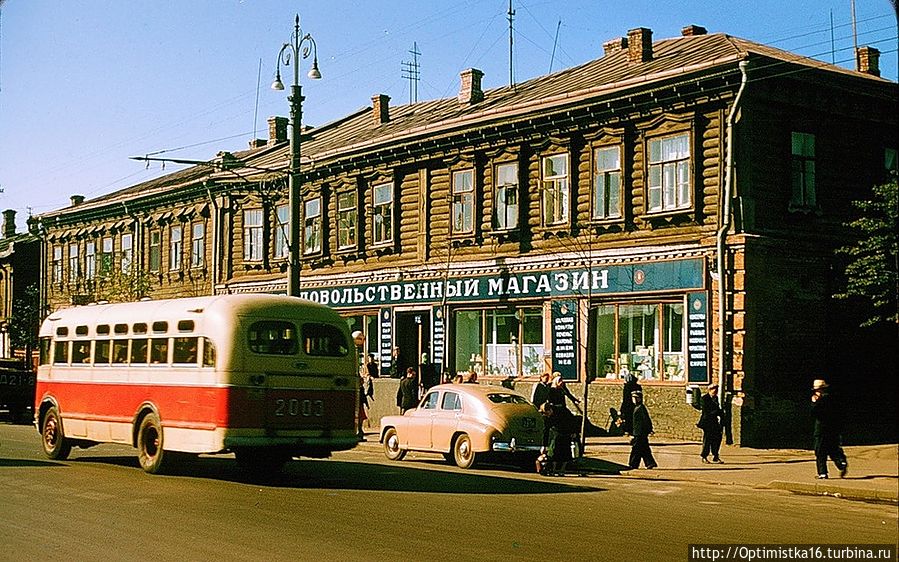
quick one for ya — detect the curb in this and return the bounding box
[765,480,898,504]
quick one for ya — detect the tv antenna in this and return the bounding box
[507,0,515,88]
[401,42,421,104]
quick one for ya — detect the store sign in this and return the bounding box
[432,306,445,371]
[379,308,393,374]
[551,300,578,380]
[687,292,709,383]
[302,258,704,308]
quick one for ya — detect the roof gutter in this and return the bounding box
[717,59,749,410]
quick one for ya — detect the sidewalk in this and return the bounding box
[358,431,898,504]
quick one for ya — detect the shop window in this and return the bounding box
[337,191,357,250]
[304,197,322,255]
[589,301,686,382]
[274,204,289,259]
[169,226,183,271]
[593,145,622,219]
[790,131,816,211]
[452,307,544,378]
[647,133,691,213]
[372,182,393,246]
[243,209,264,261]
[452,169,475,236]
[542,154,569,226]
[346,313,380,370]
[493,162,519,231]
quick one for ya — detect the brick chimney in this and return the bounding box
[372,94,390,125]
[681,24,707,36]
[627,27,653,64]
[248,138,267,149]
[458,68,484,105]
[27,215,40,235]
[603,37,628,57]
[856,46,881,77]
[268,116,288,145]
[70,195,85,206]
[2,209,16,238]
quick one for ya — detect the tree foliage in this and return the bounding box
[94,267,153,303]
[834,178,898,327]
[8,282,41,352]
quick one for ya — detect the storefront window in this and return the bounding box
[453,307,544,378]
[589,301,686,382]
[345,313,380,372]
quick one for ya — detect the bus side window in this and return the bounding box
[40,337,52,365]
[72,341,91,364]
[112,340,128,364]
[173,337,198,364]
[202,337,216,367]
[130,339,148,364]
[95,340,111,364]
[150,338,168,364]
[53,341,69,364]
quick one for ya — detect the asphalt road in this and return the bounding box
[1,422,895,562]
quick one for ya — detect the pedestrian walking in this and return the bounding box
[418,353,439,391]
[396,367,419,414]
[618,370,642,435]
[538,402,578,476]
[627,390,657,469]
[357,370,369,440]
[811,379,848,479]
[697,384,724,463]
[531,372,551,409]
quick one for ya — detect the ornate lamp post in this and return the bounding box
[272,14,321,297]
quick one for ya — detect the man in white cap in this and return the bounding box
[811,378,848,479]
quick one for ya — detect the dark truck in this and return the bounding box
[0,357,35,423]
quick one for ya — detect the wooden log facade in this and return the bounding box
[35,28,897,445]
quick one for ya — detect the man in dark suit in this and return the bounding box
[396,368,420,414]
[531,372,551,409]
[811,378,848,479]
[628,390,657,469]
[698,384,724,463]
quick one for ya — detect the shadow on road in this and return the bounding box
[66,453,603,494]
[0,458,66,468]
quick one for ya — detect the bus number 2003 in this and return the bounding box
[274,398,324,417]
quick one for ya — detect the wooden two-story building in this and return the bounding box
[37,26,897,446]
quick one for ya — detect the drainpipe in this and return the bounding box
[717,60,749,410]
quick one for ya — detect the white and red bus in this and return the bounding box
[35,294,359,474]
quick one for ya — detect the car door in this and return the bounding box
[405,391,439,449]
[429,390,462,450]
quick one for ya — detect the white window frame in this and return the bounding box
[303,197,322,255]
[372,182,393,246]
[68,243,80,281]
[52,245,63,283]
[648,133,691,213]
[148,231,161,273]
[337,191,357,250]
[593,145,623,219]
[452,169,475,236]
[541,153,569,226]
[100,236,113,275]
[121,233,133,273]
[190,222,205,268]
[169,225,183,271]
[274,204,289,259]
[243,209,264,262]
[493,162,519,231]
[85,240,96,280]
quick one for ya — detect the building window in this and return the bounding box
[452,169,475,235]
[121,233,133,273]
[100,237,113,275]
[190,222,204,268]
[85,241,96,280]
[51,245,63,283]
[542,154,569,226]
[372,182,393,246]
[148,231,161,273]
[790,132,816,210]
[593,146,622,219]
[589,302,685,382]
[274,204,289,259]
[169,225,183,271]
[494,162,519,231]
[884,147,897,176]
[648,133,691,213]
[337,191,357,250]
[243,209,264,261]
[68,243,80,280]
[304,197,322,255]
[452,306,544,378]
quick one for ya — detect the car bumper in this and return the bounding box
[492,440,542,453]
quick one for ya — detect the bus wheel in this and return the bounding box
[453,433,477,469]
[41,406,71,460]
[382,427,406,461]
[137,413,169,474]
[235,448,288,476]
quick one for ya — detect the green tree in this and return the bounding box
[835,178,898,327]
[94,267,153,303]
[8,282,41,352]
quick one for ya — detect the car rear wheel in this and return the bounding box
[383,427,406,461]
[41,406,71,460]
[453,433,477,469]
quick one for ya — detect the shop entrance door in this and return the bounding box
[394,310,431,378]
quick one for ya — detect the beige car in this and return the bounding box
[379,383,544,469]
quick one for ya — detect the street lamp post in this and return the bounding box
[272,14,321,297]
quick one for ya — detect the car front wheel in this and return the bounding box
[453,433,477,469]
[383,427,406,461]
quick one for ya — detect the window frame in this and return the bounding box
[169,225,183,271]
[243,208,264,262]
[190,221,205,268]
[646,132,692,214]
[148,230,161,273]
[592,144,623,220]
[274,204,289,260]
[303,196,323,256]
[336,190,358,251]
[68,243,80,281]
[120,232,133,273]
[493,161,519,232]
[541,153,570,227]
[85,240,96,280]
[451,168,475,236]
[371,181,394,247]
[790,131,817,211]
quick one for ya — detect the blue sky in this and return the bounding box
[0,1,896,227]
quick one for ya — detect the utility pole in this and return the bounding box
[508,0,515,88]
[401,42,421,104]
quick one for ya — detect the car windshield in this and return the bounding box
[486,393,529,405]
